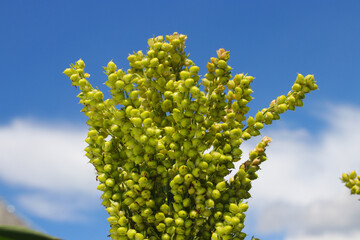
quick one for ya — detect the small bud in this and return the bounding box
[70,73,80,82]
[150,58,159,67]
[341,173,349,182]
[246,116,255,126]
[63,68,74,77]
[105,178,115,187]
[296,73,305,84]
[180,71,190,80]
[242,132,251,140]
[292,83,302,92]
[212,189,221,199]
[217,60,227,69]
[76,59,85,69]
[215,68,224,77]
[127,55,137,63]
[238,203,249,212]
[262,136,272,145]
[252,158,261,165]
[185,78,194,88]
[190,66,200,74]
[135,233,144,240]
[217,48,230,61]
[207,62,216,72]
[255,112,264,122]
[216,181,227,192]
[107,61,117,73]
[349,171,357,180]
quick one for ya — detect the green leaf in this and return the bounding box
[0,226,61,240]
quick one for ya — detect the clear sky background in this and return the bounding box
[0,1,360,240]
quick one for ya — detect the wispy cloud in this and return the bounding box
[239,103,360,239]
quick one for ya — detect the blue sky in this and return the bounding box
[0,1,360,240]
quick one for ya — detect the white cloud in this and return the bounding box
[285,231,360,240]
[1,102,360,235]
[0,119,97,194]
[237,103,360,239]
[16,192,97,222]
[0,119,100,221]
[253,196,360,235]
